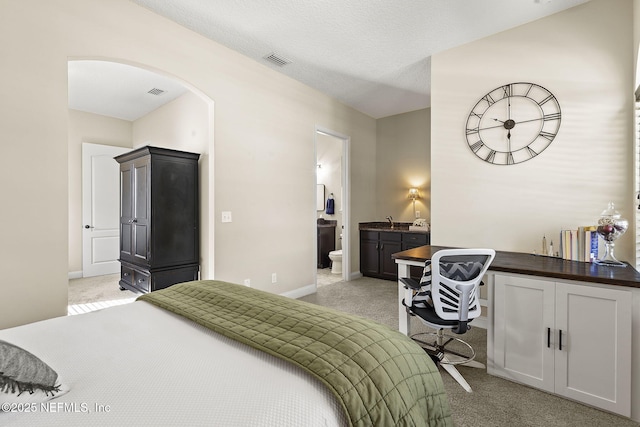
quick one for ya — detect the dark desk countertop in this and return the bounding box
[392,245,640,289]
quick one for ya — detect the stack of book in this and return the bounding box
[559,226,599,262]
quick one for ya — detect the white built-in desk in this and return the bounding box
[393,245,640,421]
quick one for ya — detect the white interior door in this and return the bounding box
[82,143,130,277]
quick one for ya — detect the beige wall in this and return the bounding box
[376,109,430,223]
[0,0,376,329]
[431,0,635,262]
[635,0,640,86]
[68,110,133,274]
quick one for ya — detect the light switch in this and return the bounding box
[221,211,232,223]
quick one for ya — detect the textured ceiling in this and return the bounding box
[68,1,591,121]
[128,0,590,119]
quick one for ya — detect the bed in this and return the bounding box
[0,280,452,426]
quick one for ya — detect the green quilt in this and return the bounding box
[138,280,452,427]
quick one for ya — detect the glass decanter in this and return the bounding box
[595,202,628,267]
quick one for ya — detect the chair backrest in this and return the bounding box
[429,249,495,329]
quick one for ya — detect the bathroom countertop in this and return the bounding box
[359,222,429,233]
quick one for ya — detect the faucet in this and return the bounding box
[386,216,394,229]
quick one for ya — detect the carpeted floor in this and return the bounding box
[68,274,137,315]
[70,274,638,427]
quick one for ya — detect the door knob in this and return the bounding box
[84,225,93,229]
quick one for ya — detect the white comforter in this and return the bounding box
[0,301,346,426]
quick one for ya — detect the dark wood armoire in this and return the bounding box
[115,146,200,293]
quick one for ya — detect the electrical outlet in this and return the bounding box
[415,211,421,218]
[243,279,250,287]
[271,273,277,283]
[221,211,232,223]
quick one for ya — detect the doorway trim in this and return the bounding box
[315,125,350,282]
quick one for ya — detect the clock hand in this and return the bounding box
[513,117,544,125]
[491,118,505,124]
[478,123,508,131]
[480,116,545,131]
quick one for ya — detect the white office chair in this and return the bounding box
[400,248,495,392]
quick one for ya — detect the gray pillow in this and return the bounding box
[0,340,68,406]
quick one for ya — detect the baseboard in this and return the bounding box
[348,271,363,281]
[280,283,316,299]
[68,271,82,280]
[278,271,361,298]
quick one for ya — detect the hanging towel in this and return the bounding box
[325,194,335,215]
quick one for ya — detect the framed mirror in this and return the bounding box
[317,184,325,211]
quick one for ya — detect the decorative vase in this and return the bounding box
[595,202,628,267]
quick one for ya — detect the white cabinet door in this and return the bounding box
[493,274,555,391]
[555,282,632,416]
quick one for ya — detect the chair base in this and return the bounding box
[411,330,485,392]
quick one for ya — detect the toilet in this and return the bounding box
[328,249,342,274]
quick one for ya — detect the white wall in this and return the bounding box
[0,0,376,329]
[376,109,430,223]
[68,110,133,274]
[132,91,212,279]
[431,0,635,262]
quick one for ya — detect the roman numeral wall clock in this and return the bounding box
[465,82,561,165]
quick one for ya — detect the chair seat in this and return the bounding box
[410,304,465,329]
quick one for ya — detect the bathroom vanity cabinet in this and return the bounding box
[317,219,337,268]
[359,224,429,280]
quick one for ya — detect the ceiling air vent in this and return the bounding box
[147,88,166,96]
[263,52,292,67]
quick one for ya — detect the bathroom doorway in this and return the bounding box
[315,126,349,286]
